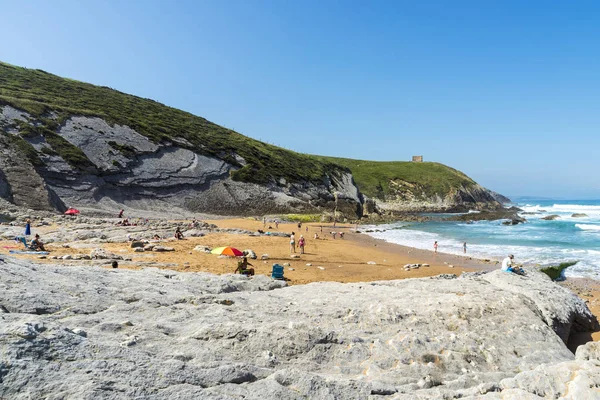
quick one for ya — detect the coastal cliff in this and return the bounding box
[318,157,508,213]
[1,257,599,399]
[0,62,504,217]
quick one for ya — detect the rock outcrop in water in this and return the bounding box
[1,257,599,399]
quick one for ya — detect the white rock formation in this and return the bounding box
[0,258,598,399]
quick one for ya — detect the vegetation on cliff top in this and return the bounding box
[317,156,477,199]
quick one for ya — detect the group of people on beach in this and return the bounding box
[289,232,306,254]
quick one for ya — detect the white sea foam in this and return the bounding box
[363,220,600,280]
[576,224,600,231]
[521,203,600,217]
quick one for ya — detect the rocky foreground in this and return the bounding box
[1,258,600,399]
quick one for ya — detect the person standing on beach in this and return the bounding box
[118,209,124,218]
[290,232,296,253]
[263,216,266,227]
[25,219,31,237]
[463,242,467,254]
[434,241,438,253]
[299,235,305,254]
[275,220,279,229]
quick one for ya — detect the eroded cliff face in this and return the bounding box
[374,179,503,214]
[0,106,362,217]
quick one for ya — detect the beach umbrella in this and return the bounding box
[64,208,80,215]
[211,246,244,257]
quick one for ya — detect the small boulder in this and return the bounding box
[72,328,87,338]
[153,246,175,252]
[130,241,145,248]
[367,261,377,265]
[290,254,300,259]
[133,248,145,253]
[193,245,211,253]
[541,214,560,221]
[90,248,122,260]
[261,254,269,260]
[572,213,589,218]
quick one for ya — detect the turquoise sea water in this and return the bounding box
[364,199,600,280]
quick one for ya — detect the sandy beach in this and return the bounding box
[2,217,599,345]
[1,219,492,284]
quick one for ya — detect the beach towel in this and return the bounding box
[9,250,49,255]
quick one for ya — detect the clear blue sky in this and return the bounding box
[2,0,599,198]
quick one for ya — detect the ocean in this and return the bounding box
[363,198,600,280]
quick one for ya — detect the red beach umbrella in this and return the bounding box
[64,208,80,215]
[210,246,244,257]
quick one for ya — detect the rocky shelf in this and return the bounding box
[1,256,600,399]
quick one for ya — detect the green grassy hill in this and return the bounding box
[316,156,477,199]
[0,62,343,184]
[0,61,495,204]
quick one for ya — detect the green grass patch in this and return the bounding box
[108,141,137,158]
[4,134,44,166]
[279,214,323,223]
[540,261,578,281]
[43,130,96,171]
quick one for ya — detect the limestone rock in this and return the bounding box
[0,258,598,399]
[89,248,122,260]
[193,245,211,253]
[572,213,588,218]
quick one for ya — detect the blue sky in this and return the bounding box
[1,0,599,198]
